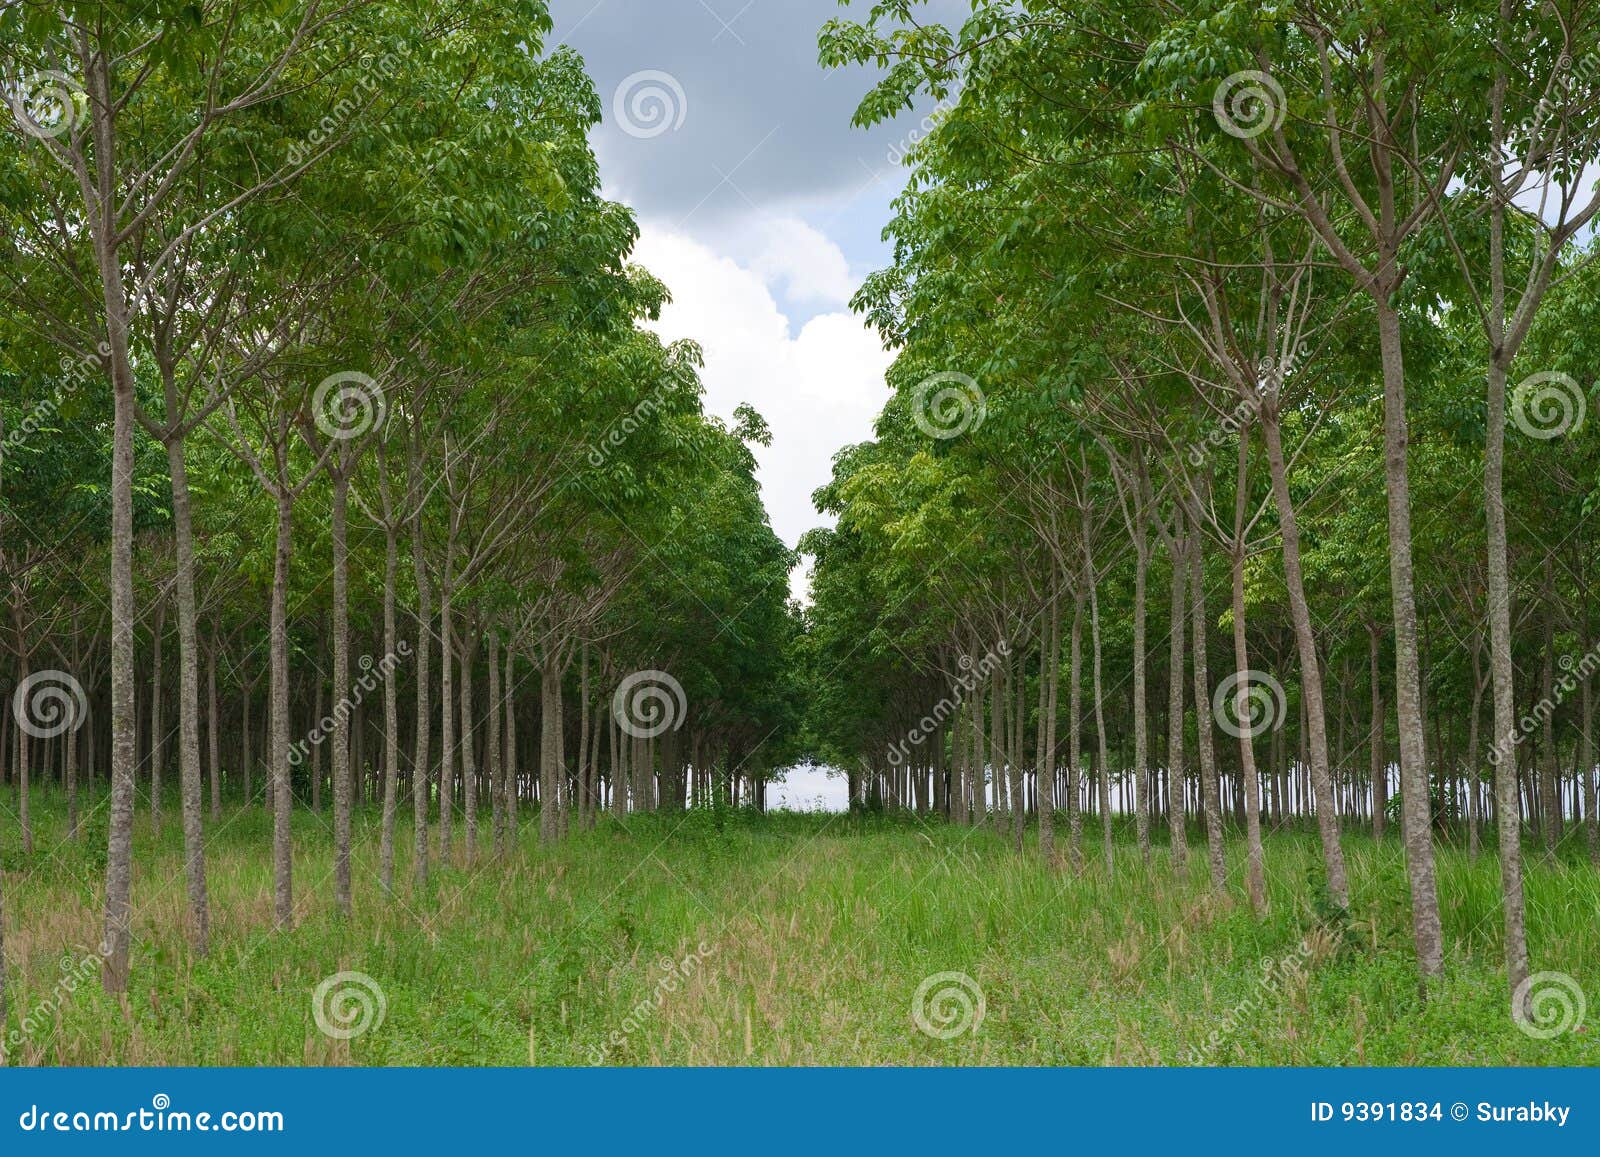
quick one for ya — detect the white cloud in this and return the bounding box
[630,219,892,597]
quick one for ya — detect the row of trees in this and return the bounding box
[808,0,1600,1013]
[0,0,799,1025]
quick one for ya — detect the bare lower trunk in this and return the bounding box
[164,436,210,951]
[1165,528,1188,872]
[488,630,504,856]
[1376,301,1442,981]
[380,519,400,893]
[1086,539,1112,873]
[1188,535,1226,892]
[331,467,353,916]
[438,588,455,859]
[1067,595,1084,870]
[269,490,295,929]
[410,512,432,889]
[1370,624,1386,839]
[1259,412,1350,907]
[540,656,562,843]
[1132,535,1150,865]
[460,632,478,862]
[1485,359,1529,1002]
[207,638,221,822]
[1230,542,1267,912]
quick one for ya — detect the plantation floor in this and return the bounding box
[3,795,1597,1065]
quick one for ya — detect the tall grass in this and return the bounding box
[2,790,1595,1065]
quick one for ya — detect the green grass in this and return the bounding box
[2,789,1597,1065]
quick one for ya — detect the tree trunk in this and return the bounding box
[1260,412,1350,907]
[163,434,210,951]
[1165,527,1188,873]
[331,465,353,915]
[1188,534,1227,892]
[1375,300,1443,981]
[380,517,401,893]
[269,489,295,929]
[410,510,433,889]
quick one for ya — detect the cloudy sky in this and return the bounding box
[549,0,962,564]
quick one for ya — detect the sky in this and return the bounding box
[547,0,966,808]
[548,0,964,567]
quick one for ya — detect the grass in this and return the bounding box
[2,789,1597,1065]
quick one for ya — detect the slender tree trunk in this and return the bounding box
[487,629,503,858]
[1067,593,1084,869]
[207,637,221,823]
[410,511,432,889]
[540,655,562,843]
[379,517,401,893]
[1373,300,1443,980]
[1259,413,1350,907]
[1188,534,1227,892]
[1085,539,1113,873]
[269,489,295,929]
[438,586,455,859]
[461,630,479,862]
[1166,528,1188,873]
[161,435,210,950]
[1230,540,1267,913]
[331,465,353,915]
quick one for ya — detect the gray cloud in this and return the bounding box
[551,0,965,224]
